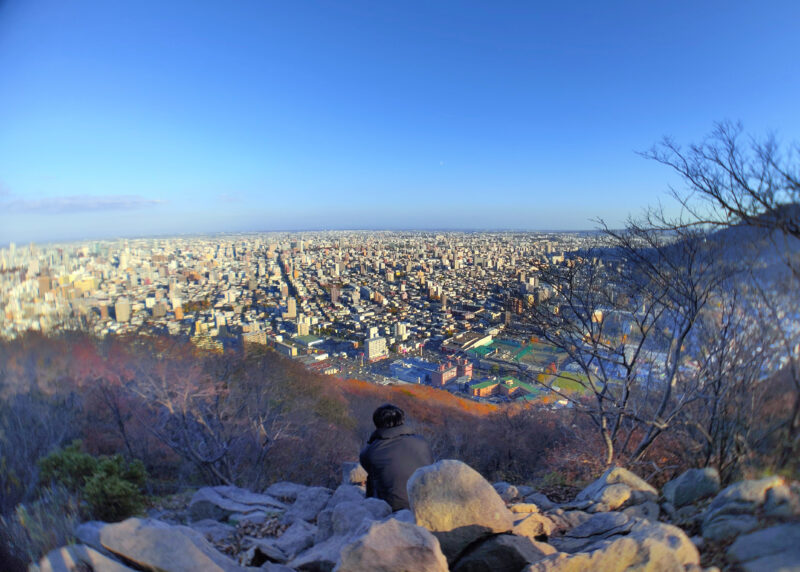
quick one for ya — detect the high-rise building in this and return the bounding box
[114,298,131,323]
[365,335,388,362]
[286,297,297,319]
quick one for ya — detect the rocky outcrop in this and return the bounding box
[99,517,245,571]
[726,522,800,572]
[34,462,800,572]
[574,466,658,513]
[189,485,286,523]
[38,544,137,572]
[662,468,720,508]
[701,475,787,541]
[336,518,449,572]
[407,459,515,563]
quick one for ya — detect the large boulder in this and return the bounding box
[513,513,557,539]
[336,518,449,572]
[524,536,685,572]
[545,509,592,534]
[662,468,720,508]
[702,476,785,541]
[326,485,366,509]
[550,512,634,553]
[284,486,334,523]
[575,466,657,513]
[451,533,554,572]
[189,486,285,522]
[266,481,309,502]
[727,522,800,572]
[523,492,556,511]
[408,459,515,563]
[274,519,318,559]
[38,544,136,572]
[626,520,699,568]
[100,517,244,571]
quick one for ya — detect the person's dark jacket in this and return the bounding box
[359,425,434,511]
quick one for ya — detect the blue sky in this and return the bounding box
[1,1,799,244]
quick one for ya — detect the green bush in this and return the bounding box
[0,485,80,566]
[83,455,147,521]
[38,440,98,492]
[37,442,147,521]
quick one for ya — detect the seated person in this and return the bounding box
[359,403,434,511]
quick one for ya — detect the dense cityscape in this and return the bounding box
[0,231,606,404]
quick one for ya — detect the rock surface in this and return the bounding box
[727,522,800,572]
[336,518,448,572]
[702,476,785,540]
[189,486,286,522]
[451,533,554,572]
[33,460,800,572]
[408,459,515,563]
[100,517,245,571]
[38,544,137,572]
[662,468,720,508]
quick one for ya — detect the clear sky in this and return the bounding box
[1,1,799,244]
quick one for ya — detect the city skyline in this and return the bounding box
[2,1,800,244]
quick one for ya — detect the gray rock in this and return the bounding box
[284,486,334,523]
[275,519,317,558]
[451,533,554,572]
[190,519,238,543]
[763,483,800,518]
[326,485,365,509]
[564,512,631,539]
[331,501,375,538]
[341,462,368,486]
[662,468,720,508]
[190,486,285,522]
[524,493,555,511]
[708,475,783,510]
[493,482,521,502]
[628,488,658,505]
[260,564,297,572]
[626,520,700,567]
[230,510,269,525]
[241,539,289,566]
[290,530,366,572]
[388,509,415,523]
[73,521,115,558]
[336,518,448,572]
[510,503,541,514]
[516,485,535,498]
[316,499,390,544]
[588,483,631,511]
[621,500,659,521]
[702,514,760,542]
[575,466,657,504]
[100,517,244,572]
[266,481,309,502]
[512,513,556,538]
[362,497,391,520]
[545,509,591,533]
[550,512,633,553]
[702,476,785,540]
[524,536,685,572]
[408,459,515,564]
[38,544,136,572]
[727,523,800,572]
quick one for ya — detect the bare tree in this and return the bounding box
[642,120,800,274]
[644,122,800,470]
[528,221,728,469]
